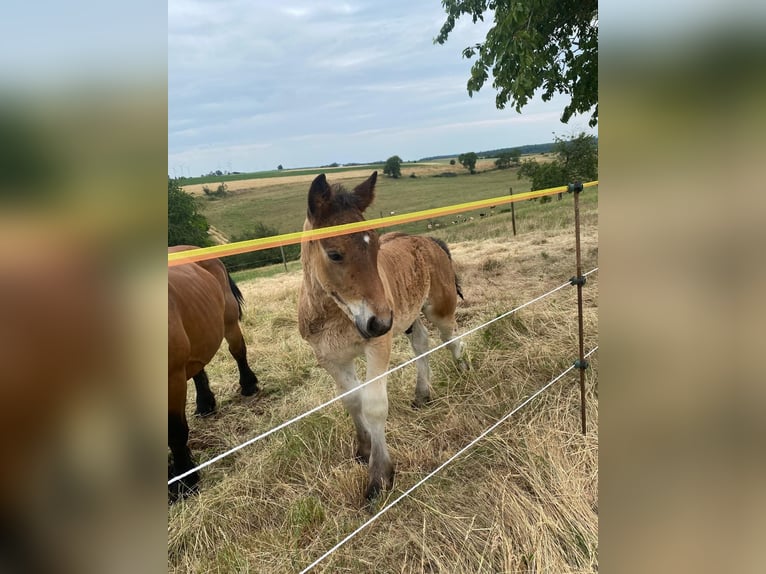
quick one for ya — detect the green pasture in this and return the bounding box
[198,167,558,240]
[224,171,599,283]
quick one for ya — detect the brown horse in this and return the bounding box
[298,172,465,500]
[168,246,259,500]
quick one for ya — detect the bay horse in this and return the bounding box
[298,172,465,500]
[168,246,259,500]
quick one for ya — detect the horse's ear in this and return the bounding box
[307,173,332,222]
[352,171,377,212]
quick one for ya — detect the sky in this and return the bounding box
[168,0,598,177]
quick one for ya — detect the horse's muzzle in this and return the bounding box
[356,311,393,339]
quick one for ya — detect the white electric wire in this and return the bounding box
[169,269,598,486]
[299,346,599,573]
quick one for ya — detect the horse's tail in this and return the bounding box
[227,272,245,320]
[429,237,464,301]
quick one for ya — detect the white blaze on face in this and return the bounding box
[363,234,370,244]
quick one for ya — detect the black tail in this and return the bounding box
[227,273,245,320]
[429,237,464,300]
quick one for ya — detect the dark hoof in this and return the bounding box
[168,468,200,503]
[364,480,382,502]
[239,379,259,397]
[364,467,395,501]
[194,402,216,418]
[411,395,431,409]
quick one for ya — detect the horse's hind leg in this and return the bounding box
[224,320,259,397]
[423,304,467,370]
[193,369,216,417]
[406,318,432,407]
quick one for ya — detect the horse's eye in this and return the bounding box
[327,250,343,262]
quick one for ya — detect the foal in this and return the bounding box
[298,172,464,500]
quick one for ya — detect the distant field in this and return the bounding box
[180,164,384,188]
[196,160,549,241]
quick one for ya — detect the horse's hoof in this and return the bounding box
[365,466,395,501]
[240,382,259,397]
[364,480,382,502]
[411,395,431,409]
[194,404,216,418]
[168,471,200,503]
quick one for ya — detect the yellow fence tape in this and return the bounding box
[168,180,598,267]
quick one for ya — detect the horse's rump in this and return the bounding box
[168,263,226,378]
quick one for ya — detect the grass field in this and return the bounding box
[168,178,599,573]
[177,163,389,187]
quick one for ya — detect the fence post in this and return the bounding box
[279,245,288,272]
[509,186,517,236]
[568,181,587,434]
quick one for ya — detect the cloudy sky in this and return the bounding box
[168,0,598,177]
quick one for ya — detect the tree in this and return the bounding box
[277,164,283,170]
[458,152,478,174]
[435,0,598,127]
[495,153,511,170]
[168,178,211,246]
[552,132,598,182]
[516,132,597,195]
[383,155,402,178]
[495,148,521,169]
[449,159,456,165]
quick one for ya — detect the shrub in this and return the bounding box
[223,222,300,272]
[168,178,211,246]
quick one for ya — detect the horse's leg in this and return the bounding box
[423,304,467,370]
[192,369,216,417]
[323,360,371,464]
[363,336,395,500]
[406,318,432,407]
[168,371,199,501]
[224,320,259,397]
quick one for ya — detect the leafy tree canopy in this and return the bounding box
[168,178,211,247]
[552,132,598,182]
[383,155,402,178]
[518,132,597,192]
[458,152,478,174]
[435,0,598,127]
[495,148,521,169]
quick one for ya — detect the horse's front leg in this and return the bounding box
[362,335,395,500]
[323,360,371,464]
[168,371,199,501]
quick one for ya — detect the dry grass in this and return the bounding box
[168,199,599,573]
